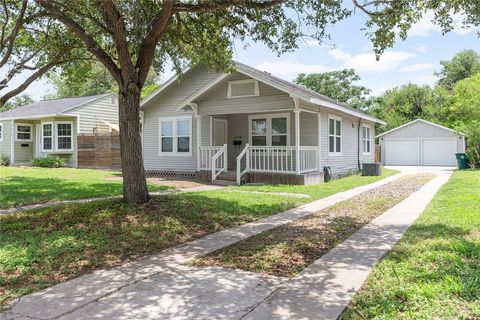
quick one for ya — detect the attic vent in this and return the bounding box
[227,79,259,98]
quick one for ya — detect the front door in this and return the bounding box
[213,118,228,146]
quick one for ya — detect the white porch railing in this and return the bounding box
[199,144,227,182]
[236,145,319,185]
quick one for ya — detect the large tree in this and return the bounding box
[294,69,371,110]
[34,0,351,204]
[435,49,480,89]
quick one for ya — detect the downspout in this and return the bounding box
[357,118,361,171]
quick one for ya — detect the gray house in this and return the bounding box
[377,119,465,166]
[141,62,385,185]
[0,93,119,166]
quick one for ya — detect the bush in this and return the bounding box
[463,121,480,168]
[0,155,10,166]
[31,156,66,168]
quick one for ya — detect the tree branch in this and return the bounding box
[174,0,286,12]
[35,0,122,84]
[0,0,28,68]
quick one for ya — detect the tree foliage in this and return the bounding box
[0,93,33,112]
[452,73,480,127]
[435,49,480,89]
[294,69,371,110]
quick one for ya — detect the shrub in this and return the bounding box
[463,121,480,168]
[0,155,10,166]
[31,156,66,168]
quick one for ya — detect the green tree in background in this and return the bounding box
[0,94,34,112]
[452,73,480,127]
[435,49,480,89]
[294,69,371,110]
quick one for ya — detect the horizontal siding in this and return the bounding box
[197,73,294,115]
[69,95,118,134]
[0,120,12,160]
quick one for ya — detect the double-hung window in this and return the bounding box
[249,114,289,146]
[15,123,32,141]
[42,122,53,152]
[56,122,73,151]
[159,117,192,156]
[362,124,371,155]
[328,116,342,155]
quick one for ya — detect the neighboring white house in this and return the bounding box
[377,119,465,167]
[0,93,119,166]
[141,62,385,185]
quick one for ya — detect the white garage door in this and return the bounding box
[385,139,419,166]
[422,139,457,166]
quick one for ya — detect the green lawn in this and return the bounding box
[0,169,397,304]
[0,167,168,209]
[341,170,480,320]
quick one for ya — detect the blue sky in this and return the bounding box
[19,10,480,100]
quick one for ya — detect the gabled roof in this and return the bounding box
[141,61,385,125]
[0,93,113,120]
[376,118,465,138]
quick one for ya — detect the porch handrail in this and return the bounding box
[199,146,223,170]
[211,144,227,182]
[236,143,250,185]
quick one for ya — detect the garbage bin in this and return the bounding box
[455,153,469,170]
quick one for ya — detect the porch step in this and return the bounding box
[216,170,236,181]
[212,179,236,186]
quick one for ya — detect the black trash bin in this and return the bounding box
[455,153,469,170]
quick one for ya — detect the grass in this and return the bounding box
[341,170,480,320]
[193,174,434,277]
[0,169,397,305]
[0,167,168,209]
[234,168,398,199]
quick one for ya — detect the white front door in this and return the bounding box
[35,124,41,157]
[213,119,228,146]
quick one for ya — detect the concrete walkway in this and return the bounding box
[0,185,224,215]
[1,170,449,320]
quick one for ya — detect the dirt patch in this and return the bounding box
[104,175,210,189]
[193,173,435,277]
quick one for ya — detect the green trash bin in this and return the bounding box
[455,153,469,170]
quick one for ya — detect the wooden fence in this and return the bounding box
[77,133,121,169]
[375,144,381,163]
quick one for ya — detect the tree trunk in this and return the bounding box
[118,82,150,204]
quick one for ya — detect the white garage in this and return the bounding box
[378,119,465,167]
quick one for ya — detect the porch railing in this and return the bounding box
[199,146,224,170]
[236,145,319,185]
[199,144,227,182]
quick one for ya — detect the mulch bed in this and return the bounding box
[192,173,435,277]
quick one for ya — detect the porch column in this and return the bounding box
[317,112,321,171]
[196,115,202,171]
[294,109,301,174]
[10,120,15,164]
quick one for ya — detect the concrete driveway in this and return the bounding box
[385,165,456,173]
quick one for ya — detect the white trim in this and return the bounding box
[10,120,14,163]
[213,118,228,146]
[41,121,54,152]
[0,123,3,142]
[209,116,213,146]
[376,118,465,138]
[227,79,259,99]
[175,73,230,111]
[248,113,291,146]
[35,124,41,157]
[55,121,74,152]
[158,116,193,157]
[317,113,321,171]
[15,123,33,141]
[328,115,342,156]
[362,123,372,155]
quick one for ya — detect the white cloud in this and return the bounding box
[255,61,333,78]
[415,44,427,54]
[329,48,416,72]
[304,39,321,47]
[408,11,477,37]
[412,75,439,86]
[400,63,438,72]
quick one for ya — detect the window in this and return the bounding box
[56,122,73,151]
[0,123,2,141]
[15,123,32,141]
[249,114,289,146]
[328,116,341,155]
[159,117,192,156]
[42,122,53,151]
[227,79,259,98]
[362,124,371,155]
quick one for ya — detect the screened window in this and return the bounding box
[362,124,371,154]
[227,79,259,98]
[56,122,72,150]
[42,123,53,151]
[16,124,32,141]
[328,116,341,154]
[250,114,289,146]
[159,117,191,155]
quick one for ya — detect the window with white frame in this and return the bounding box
[227,79,259,98]
[249,114,289,146]
[159,117,192,155]
[56,122,73,150]
[16,123,32,141]
[42,122,53,151]
[362,124,371,154]
[328,116,342,154]
[0,123,3,141]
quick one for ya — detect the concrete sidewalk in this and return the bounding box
[244,171,452,320]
